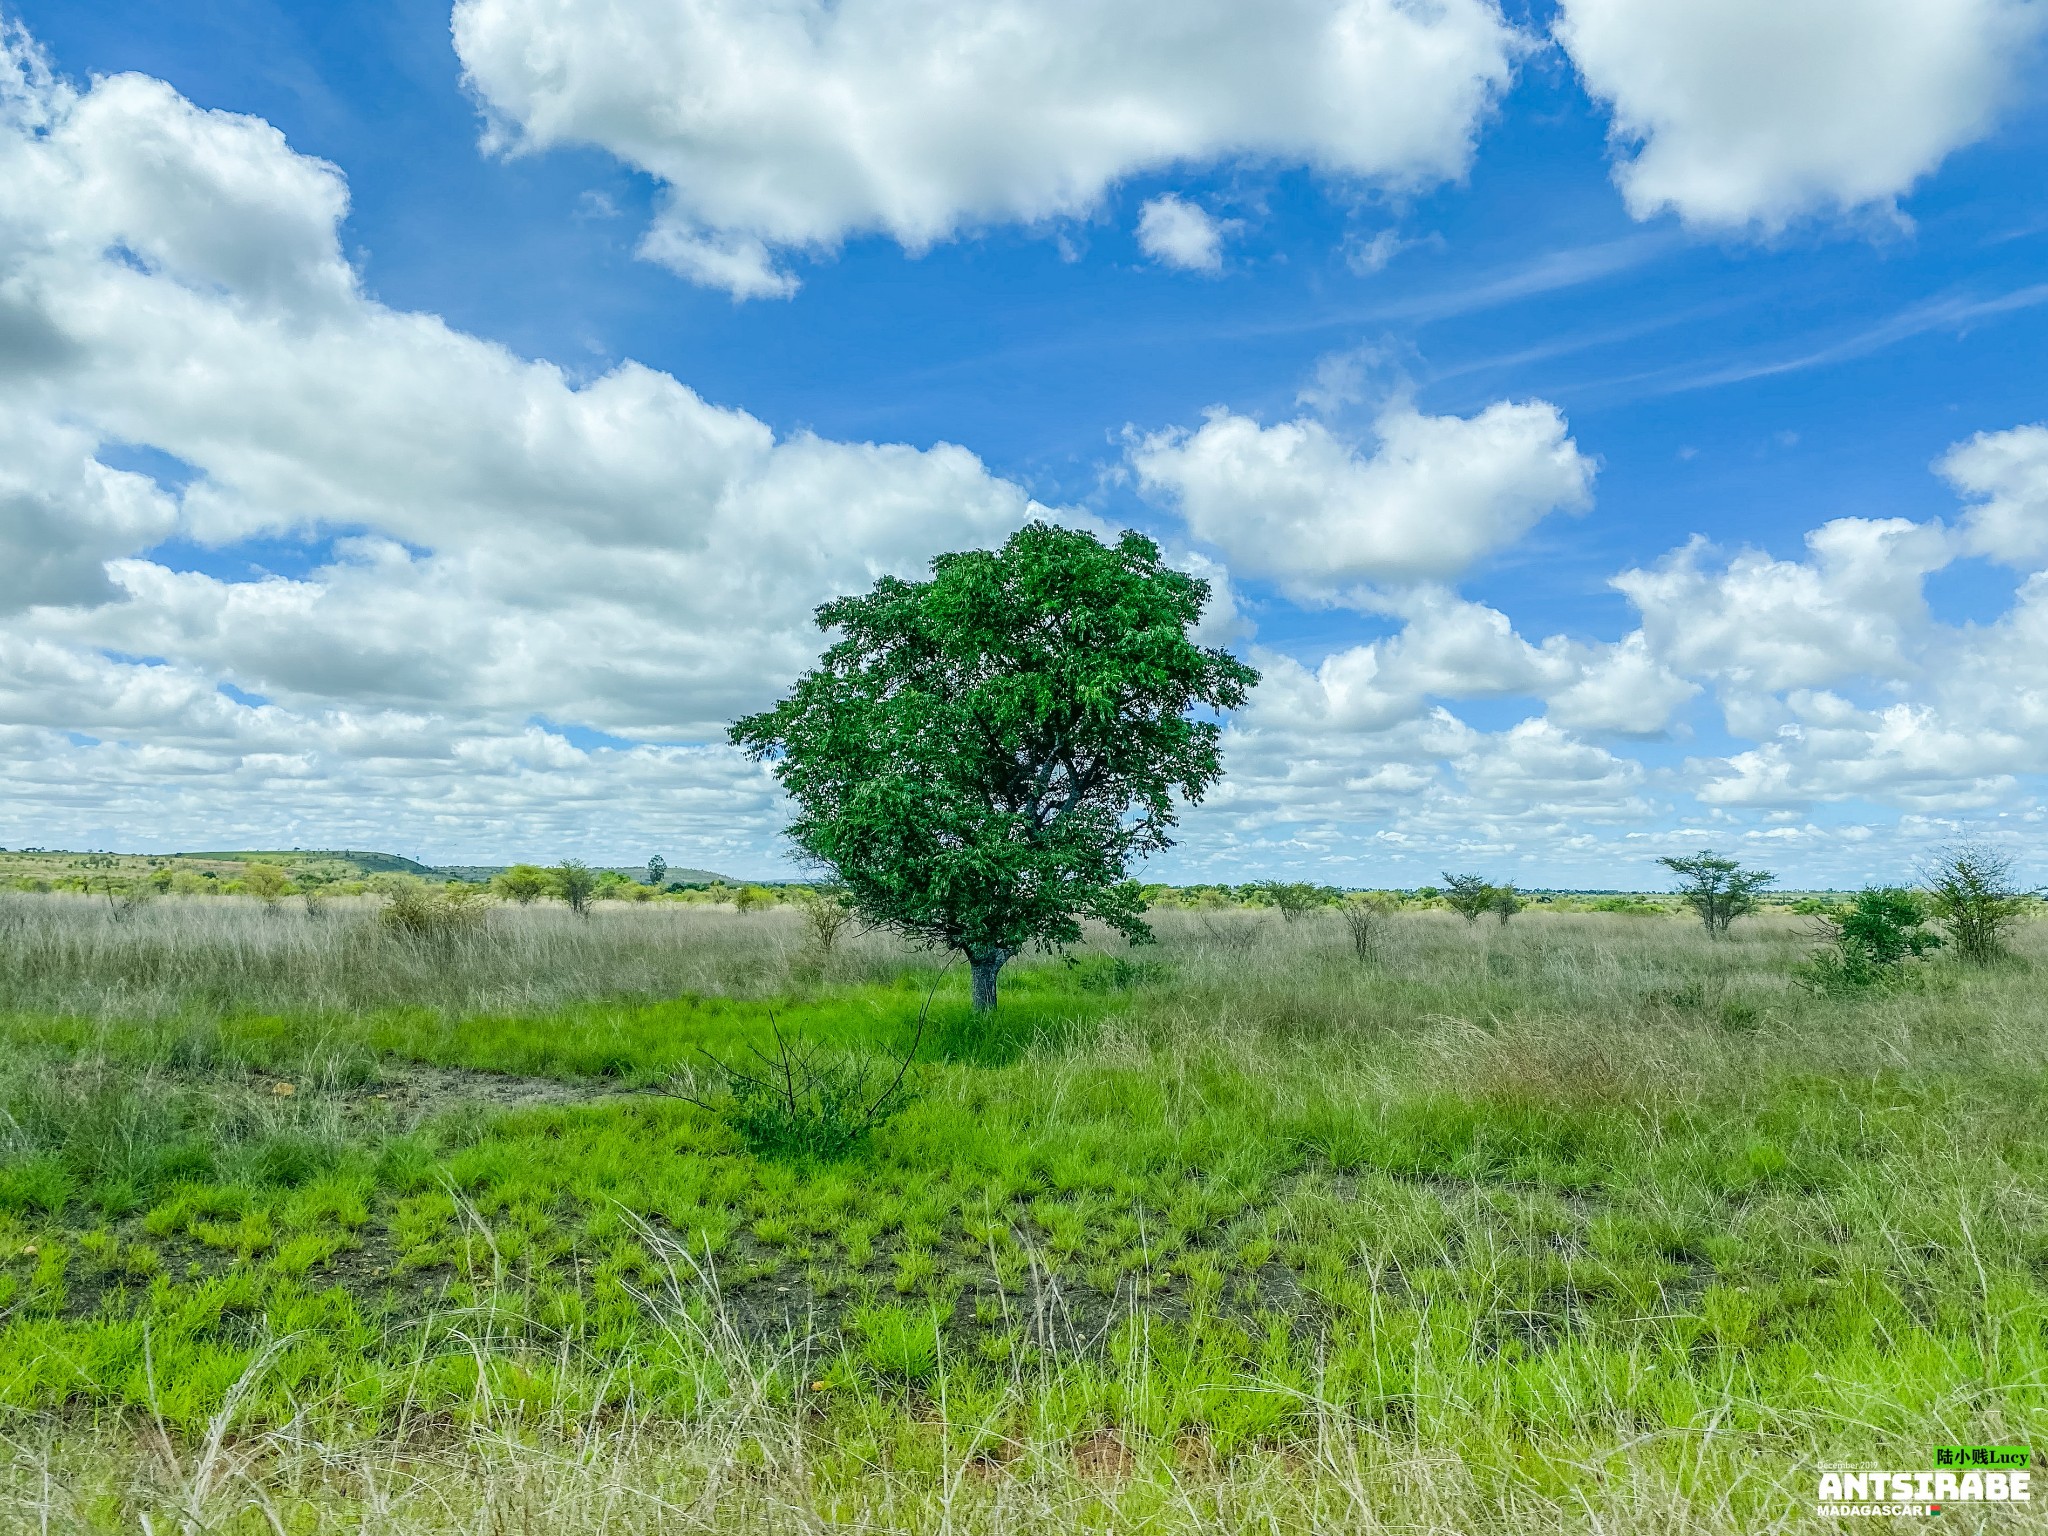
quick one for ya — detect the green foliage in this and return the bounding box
[795,885,856,956]
[1490,883,1524,925]
[1440,873,1496,925]
[1834,887,1942,968]
[731,522,1257,1009]
[239,862,294,903]
[645,855,666,888]
[492,864,552,904]
[1800,887,1941,994]
[1251,881,1340,921]
[1658,850,1775,937]
[676,1028,920,1161]
[853,1303,942,1383]
[1925,842,2032,965]
[593,870,644,902]
[551,859,597,916]
[380,883,491,939]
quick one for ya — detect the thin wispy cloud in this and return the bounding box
[1664,281,2048,392]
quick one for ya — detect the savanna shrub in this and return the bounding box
[380,883,491,939]
[1925,843,2032,965]
[684,1033,918,1160]
[1340,895,1390,959]
[795,887,855,955]
[1801,886,1940,994]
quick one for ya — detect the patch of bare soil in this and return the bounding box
[346,1063,627,1120]
[1073,1429,1137,1482]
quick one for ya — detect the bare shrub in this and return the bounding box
[1339,896,1388,961]
[1197,913,1264,959]
[795,887,856,956]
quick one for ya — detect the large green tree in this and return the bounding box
[731,522,1258,1011]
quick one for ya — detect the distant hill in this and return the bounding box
[433,864,731,885]
[0,848,734,886]
[186,851,735,884]
[179,848,436,876]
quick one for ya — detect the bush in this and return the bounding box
[238,863,294,904]
[381,883,492,939]
[1339,895,1389,960]
[1800,887,1940,994]
[677,1029,919,1160]
[1924,844,2032,966]
[1253,881,1339,922]
[1441,873,1495,925]
[552,860,597,916]
[492,864,552,904]
[795,887,856,956]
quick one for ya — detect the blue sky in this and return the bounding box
[2,0,2046,886]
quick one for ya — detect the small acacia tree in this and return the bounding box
[1441,873,1495,925]
[1258,881,1338,922]
[239,862,293,904]
[1659,850,1774,937]
[1491,882,1524,925]
[552,858,597,916]
[796,885,856,956]
[1340,893,1390,960]
[731,522,1258,1012]
[493,864,551,904]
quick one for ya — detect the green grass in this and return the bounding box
[0,893,2043,1531]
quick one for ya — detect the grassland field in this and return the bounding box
[0,891,2041,1532]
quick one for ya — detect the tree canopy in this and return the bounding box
[731,522,1258,1010]
[1658,850,1774,937]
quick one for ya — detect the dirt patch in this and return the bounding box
[320,1064,645,1122]
[1073,1429,1137,1482]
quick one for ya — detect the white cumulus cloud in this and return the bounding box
[1556,0,2047,229]
[0,23,1062,863]
[1135,195,1236,272]
[1941,422,2048,567]
[452,0,1524,294]
[1615,517,1953,700]
[1130,400,1594,596]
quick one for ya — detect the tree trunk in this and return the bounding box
[969,949,1010,1012]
